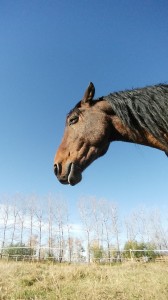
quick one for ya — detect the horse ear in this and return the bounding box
[82,82,95,103]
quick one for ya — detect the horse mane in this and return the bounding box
[104,84,168,147]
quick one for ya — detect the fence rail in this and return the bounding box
[0,247,168,263]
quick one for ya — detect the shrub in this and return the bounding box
[3,242,36,257]
[123,240,157,260]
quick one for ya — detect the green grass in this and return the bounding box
[0,261,168,299]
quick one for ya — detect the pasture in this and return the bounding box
[0,261,168,299]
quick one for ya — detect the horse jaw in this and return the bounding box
[68,163,82,185]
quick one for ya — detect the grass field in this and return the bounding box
[0,261,168,300]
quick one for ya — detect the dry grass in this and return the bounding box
[0,260,168,299]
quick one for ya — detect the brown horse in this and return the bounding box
[54,82,168,185]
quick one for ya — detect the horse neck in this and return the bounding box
[110,115,168,153]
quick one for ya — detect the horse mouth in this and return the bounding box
[54,162,82,186]
[68,163,82,185]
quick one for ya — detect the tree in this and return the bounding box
[123,240,157,260]
[149,209,168,249]
[0,202,9,249]
[11,207,18,244]
[17,208,25,245]
[3,242,36,258]
[90,240,104,263]
[74,238,85,262]
[27,195,37,249]
[47,196,54,257]
[109,203,121,257]
[54,200,67,262]
[35,207,44,259]
[90,197,102,244]
[66,213,75,262]
[99,199,111,260]
[125,211,139,242]
[78,197,93,263]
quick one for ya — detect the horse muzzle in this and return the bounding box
[54,162,82,186]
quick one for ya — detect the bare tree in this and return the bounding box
[125,210,139,242]
[136,207,151,243]
[47,196,54,257]
[35,207,44,259]
[74,238,85,262]
[125,206,168,250]
[66,213,72,262]
[109,203,121,259]
[10,203,19,245]
[149,208,168,249]
[99,199,111,260]
[90,197,103,245]
[54,199,68,262]
[78,197,93,263]
[27,195,37,248]
[18,209,25,245]
[12,193,27,246]
[0,201,10,249]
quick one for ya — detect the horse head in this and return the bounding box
[54,82,113,185]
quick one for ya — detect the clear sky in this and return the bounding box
[0,0,168,220]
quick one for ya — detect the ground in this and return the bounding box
[0,261,168,299]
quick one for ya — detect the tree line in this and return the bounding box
[0,194,167,262]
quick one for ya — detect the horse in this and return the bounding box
[54,82,168,185]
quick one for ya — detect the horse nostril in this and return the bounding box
[54,164,58,176]
[54,163,61,176]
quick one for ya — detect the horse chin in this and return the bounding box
[68,163,82,186]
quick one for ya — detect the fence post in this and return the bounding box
[130,249,133,261]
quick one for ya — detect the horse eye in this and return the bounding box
[69,115,79,125]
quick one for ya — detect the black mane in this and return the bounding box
[104,84,168,148]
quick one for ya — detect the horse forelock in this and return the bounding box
[66,98,97,119]
[67,101,82,119]
[104,84,168,146]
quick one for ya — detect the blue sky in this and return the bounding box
[0,0,168,220]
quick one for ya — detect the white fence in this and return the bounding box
[0,247,168,263]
